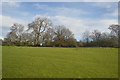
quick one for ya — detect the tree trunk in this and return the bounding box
[36,34,40,46]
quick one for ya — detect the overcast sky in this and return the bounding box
[1,2,118,40]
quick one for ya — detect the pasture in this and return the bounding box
[2,46,118,78]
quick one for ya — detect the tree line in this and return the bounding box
[81,25,119,47]
[1,16,120,47]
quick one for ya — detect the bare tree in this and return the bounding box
[108,24,120,47]
[82,30,91,44]
[109,24,119,37]
[42,28,55,46]
[28,17,52,46]
[7,32,18,42]
[21,33,34,46]
[91,30,101,41]
[53,25,76,47]
[90,30,102,46]
[11,23,24,42]
[54,25,74,39]
[6,23,24,45]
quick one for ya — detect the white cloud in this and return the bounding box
[33,4,87,17]
[90,2,117,9]
[33,14,51,19]
[1,15,29,38]
[21,12,30,16]
[52,16,85,39]
[1,15,28,28]
[3,2,20,7]
[2,2,30,17]
[55,7,87,17]
[99,19,118,27]
[34,4,49,9]
[0,36,4,40]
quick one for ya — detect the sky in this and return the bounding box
[0,2,118,41]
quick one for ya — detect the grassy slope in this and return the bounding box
[2,46,118,78]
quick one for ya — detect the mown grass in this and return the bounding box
[2,46,118,78]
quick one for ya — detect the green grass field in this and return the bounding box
[2,46,118,78]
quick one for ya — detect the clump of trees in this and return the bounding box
[3,16,77,47]
[81,24,119,47]
[2,16,119,47]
